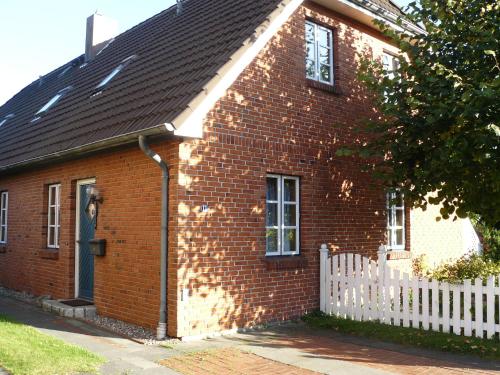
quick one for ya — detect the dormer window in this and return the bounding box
[0,114,15,128]
[35,87,73,116]
[93,55,137,95]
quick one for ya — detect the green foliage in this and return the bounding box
[428,254,500,283]
[355,0,500,227]
[470,214,500,261]
[302,311,500,358]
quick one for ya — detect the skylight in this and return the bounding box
[0,114,14,128]
[35,87,72,116]
[94,55,137,94]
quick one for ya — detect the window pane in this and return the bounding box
[266,229,278,253]
[266,203,278,226]
[320,64,331,82]
[396,209,404,227]
[306,41,316,62]
[1,227,5,242]
[283,229,297,253]
[283,179,296,202]
[306,59,316,79]
[318,28,331,48]
[319,47,331,65]
[395,229,404,246]
[1,193,6,207]
[266,177,278,201]
[48,228,55,246]
[305,23,315,43]
[284,204,296,226]
[0,210,5,223]
[49,207,56,226]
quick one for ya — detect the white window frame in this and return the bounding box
[305,21,334,85]
[47,184,61,249]
[386,191,405,250]
[0,191,8,244]
[382,52,400,80]
[266,175,300,256]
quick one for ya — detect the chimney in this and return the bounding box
[85,12,118,62]
[177,0,183,15]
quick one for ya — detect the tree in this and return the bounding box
[354,0,500,227]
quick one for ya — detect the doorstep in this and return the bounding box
[41,299,96,319]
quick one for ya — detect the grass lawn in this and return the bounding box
[302,311,500,360]
[0,314,105,375]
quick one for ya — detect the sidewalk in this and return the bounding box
[0,296,179,375]
[1,295,499,375]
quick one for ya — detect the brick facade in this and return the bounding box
[1,2,463,338]
[169,2,401,337]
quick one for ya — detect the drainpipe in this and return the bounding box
[139,135,169,340]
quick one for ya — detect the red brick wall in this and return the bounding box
[170,3,401,337]
[0,141,179,329]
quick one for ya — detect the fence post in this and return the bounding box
[319,244,329,313]
[377,245,387,320]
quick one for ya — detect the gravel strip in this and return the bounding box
[0,286,47,306]
[83,315,179,346]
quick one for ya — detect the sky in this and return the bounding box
[0,0,412,105]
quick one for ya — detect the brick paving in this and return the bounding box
[266,334,498,375]
[160,348,319,375]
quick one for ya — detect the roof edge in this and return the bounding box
[0,124,170,175]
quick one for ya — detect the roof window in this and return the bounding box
[93,55,137,95]
[35,86,73,117]
[0,114,14,128]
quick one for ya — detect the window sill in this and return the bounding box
[306,79,342,95]
[40,249,59,260]
[387,250,410,260]
[262,255,307,271]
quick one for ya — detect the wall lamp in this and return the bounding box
[85,186,104,229]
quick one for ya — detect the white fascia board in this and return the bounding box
[173,0,304,139]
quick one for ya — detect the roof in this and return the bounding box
[0,0,405,172]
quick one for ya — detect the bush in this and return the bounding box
[470,214,500,261]
[429,254,500,283]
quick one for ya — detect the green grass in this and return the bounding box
[0,314,105,375]
[302,311,500,360]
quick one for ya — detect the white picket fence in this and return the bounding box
[319,245,500,339]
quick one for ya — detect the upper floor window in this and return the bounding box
[0,114,14,128]
[35,87,72,117]
[0,191,8,244]
[305,21,334,85]
[266,175,300,256]
[94,55,137,95]
[387,191,405,250]
[382,52,400,80]
[47,184,61,249]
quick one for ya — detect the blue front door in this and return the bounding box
[78,183,96,300]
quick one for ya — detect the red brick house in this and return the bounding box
[0,0,479,339]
